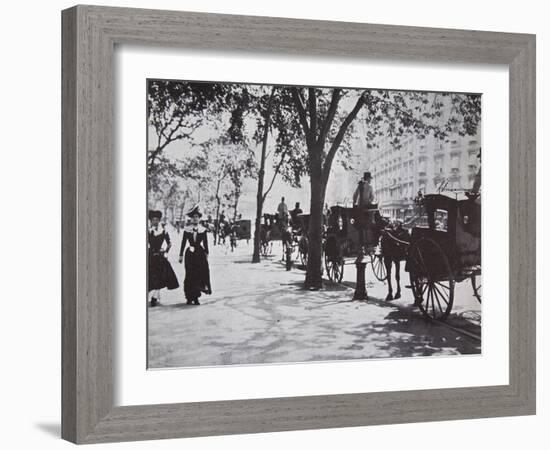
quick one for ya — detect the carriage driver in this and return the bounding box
[352,171,376,258]
[353,172,375,208]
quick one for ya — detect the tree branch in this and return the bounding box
[290,87,310,139]
[308,87,317,139]
[263,147,290,202]
[322,94,365,183]
[317,89,341,147]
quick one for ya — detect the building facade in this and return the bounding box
[371,128,481,221]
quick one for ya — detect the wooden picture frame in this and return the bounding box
[62,5,536,444]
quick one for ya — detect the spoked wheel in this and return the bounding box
[408,238,455,321]
[370,253,387,281]
[470,274,482,302]
[324,236,344,283]
[325,254,344,283]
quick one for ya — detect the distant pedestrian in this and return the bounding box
[179,205,212,305]
[148,210,179,307]
[471,149,481,195]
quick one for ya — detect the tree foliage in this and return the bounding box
[248,86,482,288]
[147,80,230,171]
[146,78,481,288]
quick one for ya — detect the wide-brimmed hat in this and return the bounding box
[363,171,372,180]
[186,205,202,218]
[148,210,162,220]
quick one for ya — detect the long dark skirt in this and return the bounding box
[184,247,212,301]
[148,253,179,291]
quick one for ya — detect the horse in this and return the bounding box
[380,222,410,301]
[278,214,293,262]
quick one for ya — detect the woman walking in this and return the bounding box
[179,205,212,305]
[148,210,179,306]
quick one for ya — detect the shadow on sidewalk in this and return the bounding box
[342,308,481,357]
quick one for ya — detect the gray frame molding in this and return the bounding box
[62,5,536,444]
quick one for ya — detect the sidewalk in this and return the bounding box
[148,237,481,368]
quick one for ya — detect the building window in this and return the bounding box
[450,154,460,174]
[435,157,444,174]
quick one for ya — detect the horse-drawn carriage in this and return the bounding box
[259,213,309,266]
[214,217,251,250]
[404,193,481,320]
[233,219,251,241]
[226,219,251,251]
[323,205,387,283]
[259,214,285,257]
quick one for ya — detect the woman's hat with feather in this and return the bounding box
[186,205,202,218]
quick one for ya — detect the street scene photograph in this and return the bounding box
[146,79,482,369]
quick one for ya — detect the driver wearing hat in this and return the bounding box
[353,171,375,207]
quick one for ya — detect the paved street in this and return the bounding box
[148,231,481,368]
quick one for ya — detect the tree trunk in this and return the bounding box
[304,153,326,289]
[252,87,276,263]
[214,181,221,245]
[233,188,241,221]
[252,195,264,263]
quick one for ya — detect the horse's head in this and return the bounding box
[376,213,391,231]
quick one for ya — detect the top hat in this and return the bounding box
[363,171,372,180]
[186,205,202,218]
[148,210,162,220]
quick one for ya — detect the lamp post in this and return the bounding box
[353,205,368,301]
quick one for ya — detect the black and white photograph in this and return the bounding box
[1,0,544,447]
[146,79,482,368]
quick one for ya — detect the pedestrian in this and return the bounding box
[148,210,179,307]
[471,148,481,195]
[178,205,212,305]
[229,220,238,252]
[218,210,227,245]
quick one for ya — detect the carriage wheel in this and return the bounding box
[324,236,344,283]
[408,238,455,321]
[470,274,482,303]
[370,253,387,281]
[324,253,344,283]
